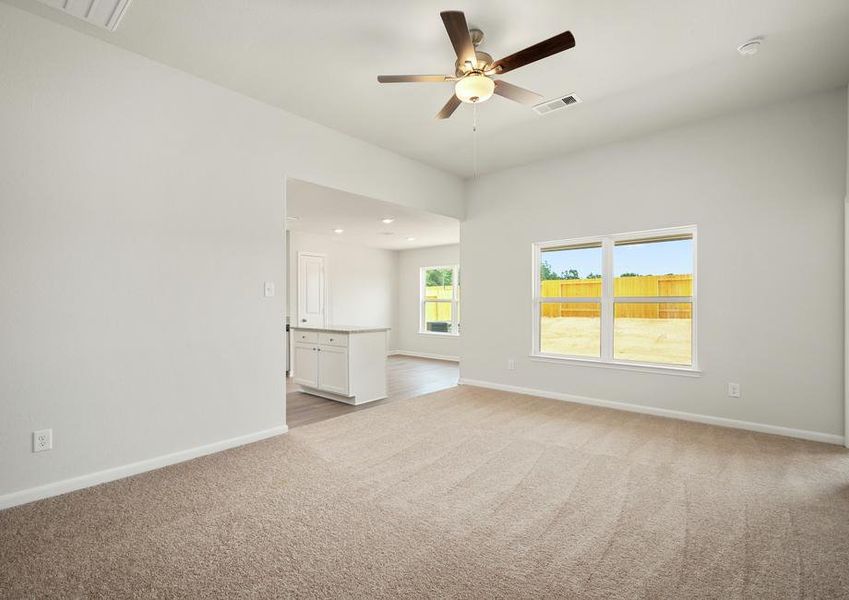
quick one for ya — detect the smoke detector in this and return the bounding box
[35,0,134,31]
[737,38,763,56]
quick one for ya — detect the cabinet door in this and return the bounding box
[317,345,349,395]
[292,343,318,387]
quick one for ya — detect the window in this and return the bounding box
[538,243,602,358]
[533,227,696,371]
[420,265,460,335]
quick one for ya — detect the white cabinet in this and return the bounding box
[292,343,319,388]
[291,326,388,405]
[317,345,348,395]
[292,342,347,393]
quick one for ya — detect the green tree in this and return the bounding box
[425,268,453,287]
[540,260,559,281]
[540,261,580,280]
[586,272,601,279]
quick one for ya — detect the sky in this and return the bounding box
[542,239,692,278]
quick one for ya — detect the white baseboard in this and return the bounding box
[0,425,288,511]
[390,350,460,362]
[458,378,844,446]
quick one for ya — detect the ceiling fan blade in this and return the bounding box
[440,11,476,67]
[435,95,461,120]
[491,31,575,74]
[377,74,452,83]
[493,80,542,105]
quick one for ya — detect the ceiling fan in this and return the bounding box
[377,11,575,119]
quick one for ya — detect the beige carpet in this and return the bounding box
[2,385,849,599]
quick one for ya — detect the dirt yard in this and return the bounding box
[540,316,692,365]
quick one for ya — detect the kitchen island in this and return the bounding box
[290,325,389,405]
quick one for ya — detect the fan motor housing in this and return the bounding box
[455,51,493,77]
[453,27,491,76]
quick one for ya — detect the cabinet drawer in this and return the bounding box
[293,330,318,344]
[319,332,348,347]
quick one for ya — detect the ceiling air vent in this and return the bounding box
[533,94,582,115]
[35,0,134,31]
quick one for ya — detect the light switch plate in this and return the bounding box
[264,281,275,297]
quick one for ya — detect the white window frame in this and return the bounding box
[419,264,460,337]
[531,225,699,376]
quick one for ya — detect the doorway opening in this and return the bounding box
[284,178,460,427]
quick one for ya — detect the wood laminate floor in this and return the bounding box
[286,355,459,428]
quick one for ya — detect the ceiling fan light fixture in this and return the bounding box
[454,74,494,104]
[377,11,575,120]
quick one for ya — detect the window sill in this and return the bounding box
[418,331,460,338]
[529,353,702,377]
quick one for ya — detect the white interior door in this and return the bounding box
[298,253,326,327]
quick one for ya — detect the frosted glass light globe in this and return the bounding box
[454,74,495,103]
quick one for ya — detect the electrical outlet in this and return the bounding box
[507,358,516,371]
[33,429,53,453]
[727,383,741,398]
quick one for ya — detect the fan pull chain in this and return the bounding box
[472,102,478,178]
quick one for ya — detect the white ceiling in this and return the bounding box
[8,0,849,177]
[286,179,459,250]
[32,0,131,30]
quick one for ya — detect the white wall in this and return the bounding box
[462,89,847,440]
[287,231,396,348]
[845,83,849,448]
[393,245,461,360]
[0,4,462,502]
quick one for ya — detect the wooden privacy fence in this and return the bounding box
[541,275,692,319]
[424,286,454,322]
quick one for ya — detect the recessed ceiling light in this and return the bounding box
[406,237,416,241]
[381,217,395,224]
[737,38,763,56]
[333,228,344,234]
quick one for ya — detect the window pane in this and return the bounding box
[614,237,692,297]
[424,301,454,333]
[613,303,692,365]
[424,268,454,300]
[540,245,602,298]
[540,302,600,357]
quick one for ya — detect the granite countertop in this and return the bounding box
[291,325,391,333]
